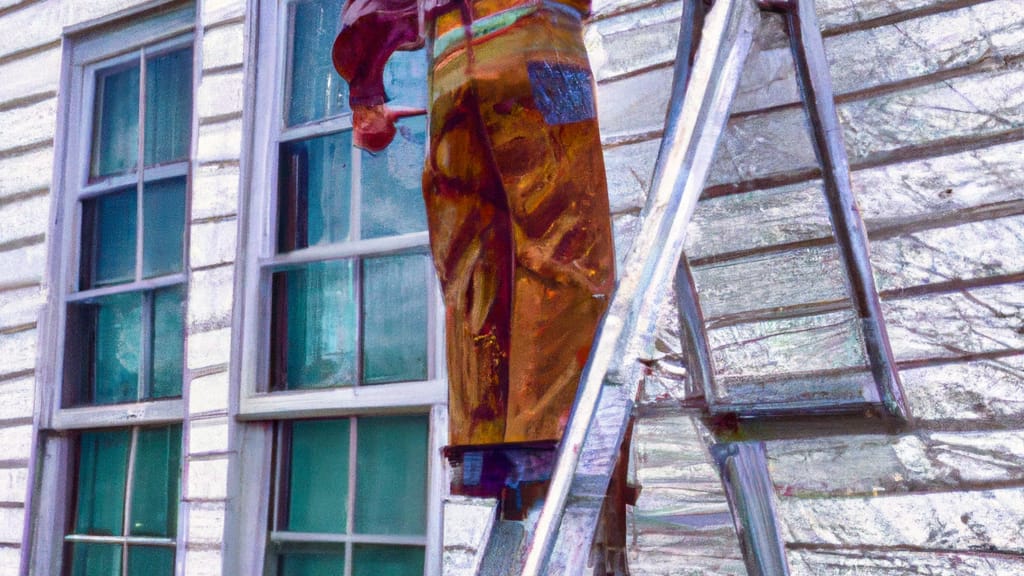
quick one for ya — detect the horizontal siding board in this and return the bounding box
[196,70,244,120]
[0,46,59,106]
[0,193,49,246]
[0,467,28,504]
[705,67,1024,187]
[0,376,34,422]
[0,284,45,328]
[789,548,1024,576]
[0,97,56,155]
[687,139,1024,260]
[597,65,673,144]
[187,265,235,332]
[687,216,1023,319]
[0,506,25,543]
[768,429,1024,498]
[60,0,171,29]
[870,214,1024,293]
[0,328,38,377]
[901,353,1024,424]
[0,241,46,288]
[776,487,1024,553]
[0,0,59,61]
[0,424,32,461]
[707,309,869,379]
[0,146,53,200]
[201,22,244,71]
[603,138,659,214]
[586,1,682,82]
[692,244,848,319]
[188,218,237,269]
[191,162,240,220]
[883,282,1024,363]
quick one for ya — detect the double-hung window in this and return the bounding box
[236,1,445,574]
[32,5,194,575]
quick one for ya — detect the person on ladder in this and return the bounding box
[333,0,637,572]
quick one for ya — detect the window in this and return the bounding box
[269,416,429,575]
[65,425,182,576]
[233,0,444,574]
[30,5,195,575]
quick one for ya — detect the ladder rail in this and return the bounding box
[518,1,761,573]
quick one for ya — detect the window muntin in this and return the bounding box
[64,41,192,409]
[65,425,182,576]
[269,416,429,576]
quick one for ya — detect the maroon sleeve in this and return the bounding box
[332,0,421,107]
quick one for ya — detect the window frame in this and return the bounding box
[29,4,197,575]
[237,0,446,420]
[228,1,446,574]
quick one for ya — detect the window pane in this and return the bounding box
[278,132,353,251]
[129,425,181,537]
[287,419,349,533]
[142,177,186,278]
[150,285,185,399]
[127,546,174,576]
[91,64,140,178]
[360,117,427,240]
[279,551,345,576]
[286,0,347,126]
[361,255,429,385]
[145,48,193,166]
[352,545,424,576]
[272,261,357,390]
[82,189,137,289]
[382,49,428,110]
[75,430,130,535]
[71,542,123,576]
[354,415,427,535]
[93,292,142,404]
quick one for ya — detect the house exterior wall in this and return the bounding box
[0,0,1019,575]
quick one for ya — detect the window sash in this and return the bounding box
[239,0,441,411]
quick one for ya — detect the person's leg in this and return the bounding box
[424,78,513,447]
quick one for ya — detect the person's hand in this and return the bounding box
[352,104,397,152]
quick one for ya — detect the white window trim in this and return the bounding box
[227,1,446,574]
[28,4,198,575]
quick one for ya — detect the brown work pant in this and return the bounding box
[424,9,616,447]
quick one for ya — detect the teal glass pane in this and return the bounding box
[83,189,137,289]
[91,64,140,178]
[360,116,427,239]
[278,132,353,251]
[150,286,185,399]
[354,415,427,535]
[361,255,429,385]
[129,425,181,537]
[352,545,424,576]
[145,48,193,166]
[75,430,130,535]
[287,419,349,533]
[71,542,123,576]
[272,261,357,390]
[382,49,428,110]
[127,546,174,576]
[93,292,142,404]
[142,177,186,278]
[279,551,345,576]
[287,0,347,126]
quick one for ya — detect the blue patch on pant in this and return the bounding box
[527,61,596,125]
